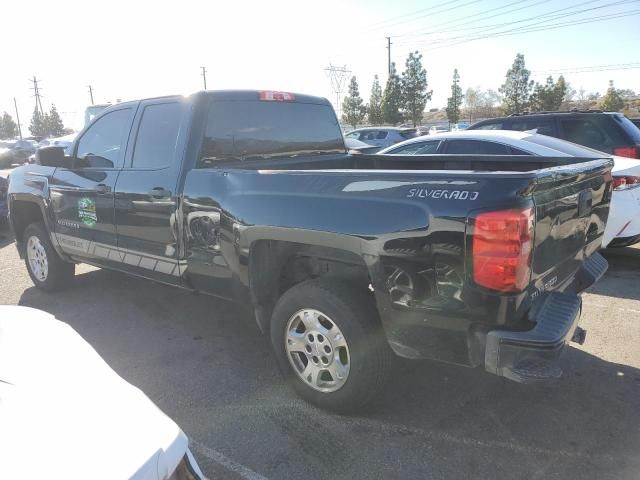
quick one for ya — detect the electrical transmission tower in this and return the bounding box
[30,76,44,115]
[324,64,351,120]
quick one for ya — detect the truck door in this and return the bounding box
[49,106,135,264]
[113,98,188,284]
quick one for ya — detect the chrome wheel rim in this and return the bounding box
[27,235,48,282]
[285,309,350,393]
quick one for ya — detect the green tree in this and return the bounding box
[499,53,533,114]
[341,76,367,130]
[367,75,384,125]
[0,112,18,139]
[382,63,403,125]
[29,107,47,137]
[529,75,569,112]
[446,69,463,125]
[45,104,65,137]
[401,51,432,126]
[600,80,624,111]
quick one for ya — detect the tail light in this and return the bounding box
[472,207,534,292]
[613,146,639,159]
[258,91,295,102]
[612,175,640,191]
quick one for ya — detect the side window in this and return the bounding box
[76,108,131,168]
[345,132,359,139]
[445,140,510,154]
[131,102,183,169]
[387,142,429,155]
[376,131,388,140]
[560,119,608,150]
[511,119,556,137]
[509,146,533,155]
[363,131,377,141]
[474,121,503,130]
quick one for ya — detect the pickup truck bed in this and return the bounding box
[8,90,613,412]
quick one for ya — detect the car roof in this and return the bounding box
[474,111,623,124]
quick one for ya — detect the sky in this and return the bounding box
[1,0,639,132]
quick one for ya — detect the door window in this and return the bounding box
[76,108,131,168]
[131,102,184,169]
[387,141,439,155]
[510,118,556,137]
[445,139,511,154]
[375,131,388,139]
[560,119,608,150]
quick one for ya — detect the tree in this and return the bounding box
[464,87,480,122]
[529,75,567,112]
[29,107,46,137]
[400,51,432,126]
[367,75,384,125]
[499,53,533,114]
[44,104,65,137]
[600,80,624,111]
[382,63,403,125]
[0,112,17,139]
[446,69,463,125]
[618,88,636,98]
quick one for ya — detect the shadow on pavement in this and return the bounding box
[16,266,640,480]
[591,246,640,301]
[0,224,14,249]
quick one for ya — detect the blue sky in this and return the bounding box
[1,0,638,131]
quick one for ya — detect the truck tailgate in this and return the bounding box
[530,159,612,293]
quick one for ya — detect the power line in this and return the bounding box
[365,0,484,33]
[399,0,545,37]
[362,0,451,31]
[395,0,636,45]
[532,62,640,74]
[395,6,640,51]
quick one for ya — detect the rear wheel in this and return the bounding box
[270,278,392,413]
[23,222,75,292]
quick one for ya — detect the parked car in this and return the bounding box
[0,140,36,168]
[344,137,382,154]
[344,127,417,148]
[0,305,204,479]
[428,125,449,135]
[630,118,640,130]
[379,130,640,248]
[468,111,640,159]
[9,90,611,412]
[0,175,7,223]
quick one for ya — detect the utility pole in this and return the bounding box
[88,85,94,105]
[201,66,208,90]
[13,97,22,139]
[386,36,392,76]
[324,64,351,121]
[30,76,44,116]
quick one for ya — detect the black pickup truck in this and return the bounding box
[8,90,612,412]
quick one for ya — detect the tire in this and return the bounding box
[270,278,392,413]
[23,222,75,292]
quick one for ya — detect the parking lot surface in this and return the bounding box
[1,226,639,480]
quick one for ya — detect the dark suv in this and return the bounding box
[469,111,640,159]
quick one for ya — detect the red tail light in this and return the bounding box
[473,208,534,292]
[258,91,295,102]
[613,175,640,191]
[613,146,639,159]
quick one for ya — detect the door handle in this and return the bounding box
[149,187,171,199]
[95,184,111,194]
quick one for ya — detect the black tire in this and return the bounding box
[23,222,75,292]
[270,278,392,413]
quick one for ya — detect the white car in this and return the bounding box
[428,125,449,135]
[378,130,640,248]
[0,306,205,480]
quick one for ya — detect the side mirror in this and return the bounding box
[36,146,67,167]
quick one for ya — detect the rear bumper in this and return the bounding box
[484,252,607,383]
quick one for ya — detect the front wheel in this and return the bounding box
[23,222,75,292]
[270,279,392,413]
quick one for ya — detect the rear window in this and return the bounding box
[522,134,603,157]
[559,115,628,153]
[613,115,640,143]
[199,100,344,166]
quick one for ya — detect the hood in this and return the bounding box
[0,306,196,480]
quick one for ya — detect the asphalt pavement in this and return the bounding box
[1,225,639,480]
